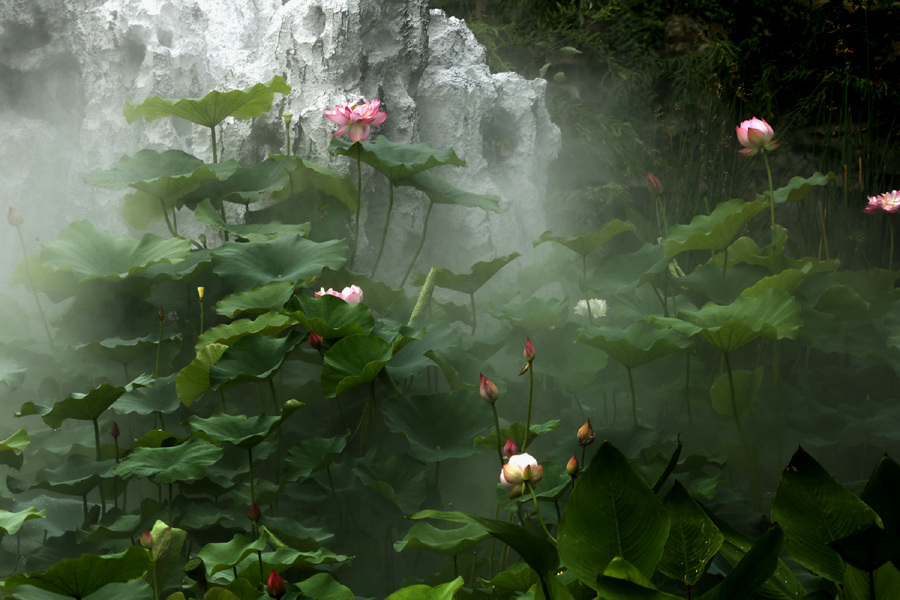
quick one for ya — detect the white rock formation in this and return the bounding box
[0,0,560,288]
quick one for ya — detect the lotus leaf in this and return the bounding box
[285,293,376,339]
[0,355,26,393]
[113,374,180,416]
[382,390,492,462]
[210,235,349,290]
[757,171,836,205]
[175,343,227,406]
[489,296,569,328]
[283,435,348,480]
[412,510,558,576]
[396,170,504,213]
[196,312,293,352]
[585,243,668,297]
[208,331,304,389]
[113,437,224,485]
[0,506,45,535]
[384,577,464,600]
[195,199,310,243]
[558,441,670,586]
[0,427,29,470]
[533,220,636,256]
[124,76,291,127]
[329,136,465,180]
[354,453,428,514]
[474,420,561,451]
[37,375,152,429]
[412,253,520,295]
[321,334,393,398]
[710,368,763,417]
[185,410,294,449]
[394,522,491,556]
[576,320,693,369]
[664,199,768,260]
[271,154,359,210]
[196,533,268,576]
[296,573,355,600]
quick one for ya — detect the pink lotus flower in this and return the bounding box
[646,172,663,197]
[315,285,364,305]
[500,452,543,499]
[503,436,518,459]
[324,99,387,143]
[864,190,900,214]
[736,117,779,157]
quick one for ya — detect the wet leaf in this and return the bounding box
[396,169,504,213]
[657,481,723,586]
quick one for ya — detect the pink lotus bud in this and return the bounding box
[566,456,579,477]
[324,98,387,143]
[577,419,595,446]
[500,453,544,499]
[479,374,499,404]
[736,117,779,157]
[7,207,23,227]
[140,531,153,548]
[249,504,261,523]
[523,337,535,362]
[646,172,663,197]
[267,570,286,599]
[111,422,120,439]
[309,331,322,350]
[503,436,518,459]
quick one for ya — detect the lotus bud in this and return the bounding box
[198,233,207,247]
[503,436,518,459]
[197,286,205,301]
[699,180,709,196]
[158,307,165,321]
[111,422,120,439]
[309,331,322,350]
[577,419,595,446]
[500,453,544,499]
[267,570,286,599]
[523,337,535,362]
[249,503,261,523]
[7,207,24,227]
[566,455,579,477]
[479,374,499,404]
[646,171,663,197]
[140,531,153,549]
[283,113,293,126]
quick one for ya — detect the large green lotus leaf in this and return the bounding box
[382,390,492,462]
[0,428,29,470]
[283,435,348,480]
[657,481,723,586]
[862,455,900,549]
[474,420,561,452]
[41,221,190,281]
[0,506,45,535]
[488,296,569,329]
[137,248,211,284]
[210,235,349,290]
[703,506,807,599]
[664,199,768,260]
[0,355,26,393]
[295,573,354,600]
[208,331,303,389]
[215,280,297,317]
[585,243,668,297]
[739,268,810,299]
[477,563,538,593]
[124,76,291,126]
[576,320,693,369]
[758,172,836,205]
[670,263,767,305]
[114,437,224,485]
[76,335,158,366]
[8,454,116,496]
[394,522,490,556]
[38,375,151,429]
[285,293,375,338]
[271,154,358,210]
[698,524,783,600]
[396,169,505,213]
[654,288,801,354]
[241,547,349,578]
[196,533,268,576]
[412,252,520,295]
[198,157,292,205]
[329,136,465,180]
[709,368,763,418]
[175,343,227,406]
[12,578,153,600]
[5,545,152,598]
[185,409,298,449]
[771,446,882,583]
[384,577,464,600]
[533,221,636,256]
[412,510,558,576]
[354,453,428,514]
[812,285,871,321]
[196,312,293,352]
[113,375,179,416]
[320,334,393,398]
[195,199,310,243]
[558,441,670,586]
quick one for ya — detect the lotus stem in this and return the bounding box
[491,403,504,470]
[351,148,362,268]
[685,353,697,452]
[92,417,106,518]
[168,483,173,525]
[371,180,394,277]
[762,150,776,242]
[724,352,761,508]
[522,365,534,451]
[627,366,638,425]
[773,341,782,466]
[890,221,895,273]
[14,225,54,353]
[155,316,163,378]
[247,447,255,505]
[400,199,435,287]
[158,198,177,237]
[721,246,728,304]
[470,292,477,335]
[528,485,556,543]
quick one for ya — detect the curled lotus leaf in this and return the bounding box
[664,199,767,260]
[394,522,491,556]
[0,506,45,535]
[328,135,465,180]
[8,454,116,497]
[0,428,29,470]
[320,334,393,398]
[757,171,836,205]
[271,154,359,211]
[32,375,152,429]
[196,312,293,352]
[185,408,302,449]
[195,199,310,243]
[533,220,636,256]
[384,577,465,600]
[576,320,693,370]
[395,169,505,213]
[214,282,297,318]
[207,331,304,389]
[412,253,521,295]
[285,293,376,339]
[113,437,225,485]
[123,76,291,128]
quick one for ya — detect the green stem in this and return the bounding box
[158,198,177,237]
[351,148,362,268]
[199,298,205,334]
[685,353,697,452]
[890,220,894,273]
[155,315,163,378]
[773,341,782,466]
[470,292,478,335]
[210,125,218,164]
[168,483,173,525]
[92,418,106,518]
[722,246,728,304]
[762,150,776,242]
[627,367,638,425]
[491,404,504,469]
[326,467,344,530]
[522,364,534,451]
[400,200,435,287]
[14,226,53,352]
[372,180,394,277]
[724,352,761,507]
[247,448,255,505]
[528,485,556,543]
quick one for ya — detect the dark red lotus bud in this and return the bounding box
[267,570,285,599]
[111,422,120,439]
[309,331,322,350]
[249,503,261,523]
[504,436,518,459]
